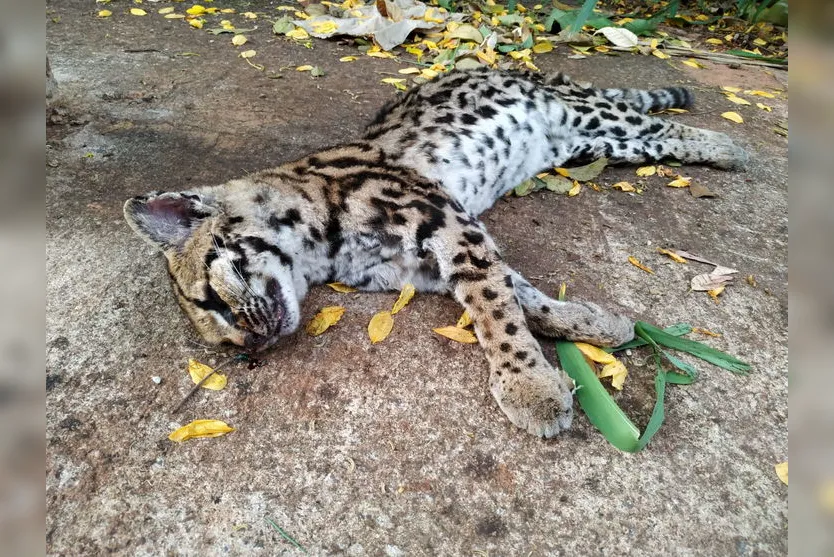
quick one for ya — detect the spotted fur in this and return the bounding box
[125,69,747,437]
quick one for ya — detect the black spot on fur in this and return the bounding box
[505,323,518,335]
[482,288,498,300]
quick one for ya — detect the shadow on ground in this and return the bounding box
[47,1,787,555]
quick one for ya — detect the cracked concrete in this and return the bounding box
[47,1,787,555]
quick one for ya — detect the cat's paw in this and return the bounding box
[490,363,574,438]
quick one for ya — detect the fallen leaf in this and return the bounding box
[651,49,670,59]
[691,271,735,291]
[391,283,415,314]
[312,20,338,34]
[448,23,484,43]
[567,181,581,197]
[636,165,656,177]
[398,67,421,74]
[657,248,687,263]
[339,56,358,62]
[381,78,407,91]
[682,58,705,69]
[514,179,536,197]
[673,250,718,266]
[746,89,776,98]
[575,342,616,364]
[667,176,691,188]
[612,181,636,192]
[186,5,207,16]
[433,326,478,343]
[721,111,744,124]
[327,282,357,293]
[708,285,725,302]
[692,327,721,337]
[232,34,248,46]
[286,27,310,40]
[242,11,258,19]
[689,182,716,198]
[97,9,112,17]
[168,419,234,442]
[599,360,628,390]
[725,93,752,106]
[187,358,227,390]
[756,102,772,112]
[721,86,743,93]
[130,8,147,16]
[558,158,608,181]
[368,311,394,343]
[746,275,757,287]
[706,38,724,45]
[296,64,314,71]
[532,41,553,53]
[189,19,204,29]
[310,66,325,77]
[456,310,473,329]
[306,306,346,335]
[596,26,638,48]
[165,13,186,19]
[774,461,788,485]
[753,38,768,47]
[628,256,654,274]
[158,7,175,15]
[656,165,677,177]
[540,174,573,194]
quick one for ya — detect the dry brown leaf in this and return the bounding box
[368,311,394,343]
[391,283,415,315]
[692,327,721,337]
[306,306,346,335]
[689,182,716,198]
[691,273,734,291]
[628,256,654,274]
[433,326,478,344]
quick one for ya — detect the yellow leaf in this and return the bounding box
[381,78,407,91]
[398,67,421,74]
[636,165,656,177]
[725,93,751,106]
[692,327,721,337]
[187,358,227,390]
[221,8,236,13]
[419,68,439,80]
[774,462,788,485]
[753,37,768,47]
[405,46,424,60]
[339,56,358,62]
[185,5,206,15]
[242,11,258,19]
[164,13,185,19]
[130,8,147,15]
[206,8,219,14]
[532,41,553,54]
[721,85,742,93]
[558,282,566,300]
[612,181,635,192]
[476,49,496,65]
[312,20,338,34]
[232,34,248,46]
[599,360,628,390]
[168,419,234,442]
[656,248,687,263]
[433,326,478,344]
[721,111,744,124]
[158,7,174,14]
[574,342,616,364]
[708,285,725,302]
[567,181,581,197]
[650,38,658,49]
[368,311,394,344]
[97,9,112,17]
[391,283,415,315]
[327,282,357,293]
[667,176,691,188]
[296,64,314,71]
[306,306,346,335]
[456,310,473,329]
[367,50,396,59]
[745,89,776,98]
[651,49,670,59]
[189,19,204,29]
[286,27,310,40]
[508,48,532,60]
[756,102,772,112]
[594,45,610,53]
[705,38,723,45]
[628,256,654,274]
[682,58,703,69]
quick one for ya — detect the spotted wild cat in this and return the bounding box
[124,69,747,437]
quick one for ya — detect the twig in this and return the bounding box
[124,48,161,53]
[171,355,237,414]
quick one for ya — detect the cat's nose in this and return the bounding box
[243,331,270,352]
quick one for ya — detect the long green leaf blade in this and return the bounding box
[636,322,751,374]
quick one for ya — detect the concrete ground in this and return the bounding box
[46,1,788,555]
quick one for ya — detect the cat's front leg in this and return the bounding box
[424,223,574,437]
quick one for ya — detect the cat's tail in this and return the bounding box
[599,86,694,114]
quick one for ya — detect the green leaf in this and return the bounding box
[725,49,788,64]
[497,13,525,26]
[559,157,608,181]
[272,16,294,35]
[514,179,537,196]
[636,321,751,374]
[540,174,573,194]
[609,323,691,351]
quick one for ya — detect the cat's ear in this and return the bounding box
[124,191,219,251]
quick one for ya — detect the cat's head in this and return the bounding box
[124,190,300,351]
